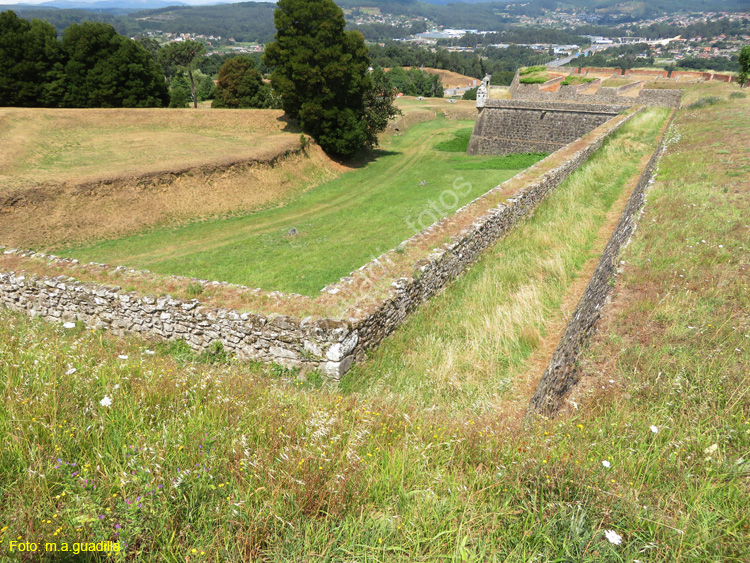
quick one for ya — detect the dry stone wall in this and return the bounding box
[0,111,638,379]
[467,100,627,156]
[0,264,355,377]
[527,112,674,417]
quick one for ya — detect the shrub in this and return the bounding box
[729,92,747,99]
[687,96,721,109]
[520,76,549,84]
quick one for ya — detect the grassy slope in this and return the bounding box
[341,108,670,408]
[1,89,747,562]
[63,117,542,296]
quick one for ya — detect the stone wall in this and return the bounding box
[466,99,627,156]
[0,111,638,379]
[0,265,356,377]
[512,82,683,108]
[507,70,683,108]
[527,111,674,417]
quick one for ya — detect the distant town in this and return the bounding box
[137,8,749,71]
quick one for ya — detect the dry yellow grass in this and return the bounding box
[402,67,481,89]
[0,143,344,249]
[0,107,356,248]
[0,107,301,191]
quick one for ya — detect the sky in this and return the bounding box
[0,0,260,4]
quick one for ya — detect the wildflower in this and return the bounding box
[604,530,622,545]
[602,460,611,468]
[65,368,77,375]
[704,444,718,455]
[62,322,76,329]
[118,355,128,360]
[100,396,113,408]
[650,425,659,433]
[145,350,155,355]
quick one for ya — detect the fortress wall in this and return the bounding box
[467,100,627,156]
[0,111,638,379]
[528,110,675,417]
[511,81,682,107]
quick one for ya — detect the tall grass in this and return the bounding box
[342,108,670,409]
[1,97,748,561]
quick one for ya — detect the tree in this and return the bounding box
[60,22,168,108]
[159,40,205,108]
[263,0,399,157]
[462,86,477,100]
[0,11,64,107]
[168,73,190,108]
[212,56,269,109]
[362,67,400,148]
[739,45,750,88]
[197,74,216,102]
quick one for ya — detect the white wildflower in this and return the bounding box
[604,530,622,545]
[704,444,718,455]
[62,322,76,329]
[602,460,611,468]
[100,396,113,408]
[650,425,659,434]
[118,355,129,360]
[145,350,155,355]
[65,368,77,376]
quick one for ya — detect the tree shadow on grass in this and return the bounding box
[275,114,303,133]
[332,147,400,169]
[275,115,400,168]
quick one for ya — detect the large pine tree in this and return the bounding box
[263,0,398,157]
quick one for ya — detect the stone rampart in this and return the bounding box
[527,110,675,417]
[508,70,683,108]
[512,83,682,108]
[0,111,638,379]
[467,99,627,156]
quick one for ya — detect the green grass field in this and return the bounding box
[60,117,544,295]
[1,87,748,562]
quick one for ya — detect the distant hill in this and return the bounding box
[5,0,748,45]
[36,0,186,9]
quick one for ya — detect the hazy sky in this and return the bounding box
[0,0,261,4]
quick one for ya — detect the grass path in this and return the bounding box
[341,108,671,410]
[62,116,542,295]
